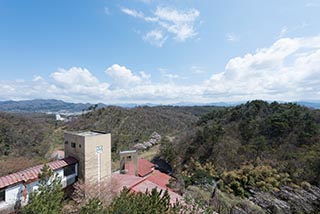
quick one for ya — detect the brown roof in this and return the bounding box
[0,157,78,189]
[131,180,183,204]
[125,159,155,177]
[111,174,145,192]
[145,170,172,190]
[111,173,183,204]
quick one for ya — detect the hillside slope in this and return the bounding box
[0,112,59,175]
[0,99,106,113]
[159,100,320,213]
[164,100,320,184]
[66,106,216,154]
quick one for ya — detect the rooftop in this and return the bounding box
[0,157,78,189]
[66,130,107,137]
[125,159,155,177]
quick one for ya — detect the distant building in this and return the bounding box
[55,114,65,121]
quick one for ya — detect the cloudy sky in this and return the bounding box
[1,0,320,104]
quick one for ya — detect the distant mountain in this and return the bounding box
[1,99,318,113]
[296,101,320,109]
[0,99,106,113]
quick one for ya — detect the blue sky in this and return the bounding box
[1,0,320,104]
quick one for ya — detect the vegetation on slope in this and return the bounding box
[66,106,216,155]
[0,112,59,175]
[161,100,320,188]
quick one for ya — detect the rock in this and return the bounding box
[251,185,320,214]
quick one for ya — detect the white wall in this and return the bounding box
[0,165,78,214]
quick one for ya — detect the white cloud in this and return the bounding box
[191,66,206,74]
[1,36,320,103]
[105,64,144,87]
[154,7,199,41]
[164,73,179,79]
[139,71,151,80]
[121,8,144,18]
[204,36,320,101]
[121,6,200,46]
[226,33,239,42]
[143,30,167,47]
[51,67,102,87]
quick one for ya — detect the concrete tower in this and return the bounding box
[64,131,112,183]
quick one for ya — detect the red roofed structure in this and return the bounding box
[145,169,172,190]
[0,157,78,213]
[125,158,155,177]
[0,157,77,189]
[131,180,183,204]
[114,158,183,205]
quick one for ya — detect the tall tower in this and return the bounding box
[64,131,112,183]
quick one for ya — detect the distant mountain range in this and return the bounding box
[0,99,319,113]
[296,101,320,109]
[0,99,106,113]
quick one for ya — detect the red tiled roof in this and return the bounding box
[131,180,183,204]
[111,174,145,193]
[145,170,172,190]
[112,167,181,204]
[0,157,78,189]
[125,159,154,177]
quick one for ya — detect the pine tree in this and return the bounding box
[22,165,64,214]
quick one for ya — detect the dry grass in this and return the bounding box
[139,144,160,161]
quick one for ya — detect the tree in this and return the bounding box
[81,198,104,214]
[106,188,173,214]
[22,165,64,214]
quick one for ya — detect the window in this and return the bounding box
[64,140,68,145]
[0,188,5,202]
[79,144,81,148]
[64,164,76,177]
[71,142,76,148]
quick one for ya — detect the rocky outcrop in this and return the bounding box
[251,186,320,214]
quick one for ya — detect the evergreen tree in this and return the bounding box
[22,165,64,214]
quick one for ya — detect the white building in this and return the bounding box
[0,157,78,213]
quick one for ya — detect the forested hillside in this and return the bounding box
[1,101,320,213]
[160,100,320,213]
[66,106,217,154]
[162,100,320,184]
[0,105,215,175]
[0,113,59,175]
